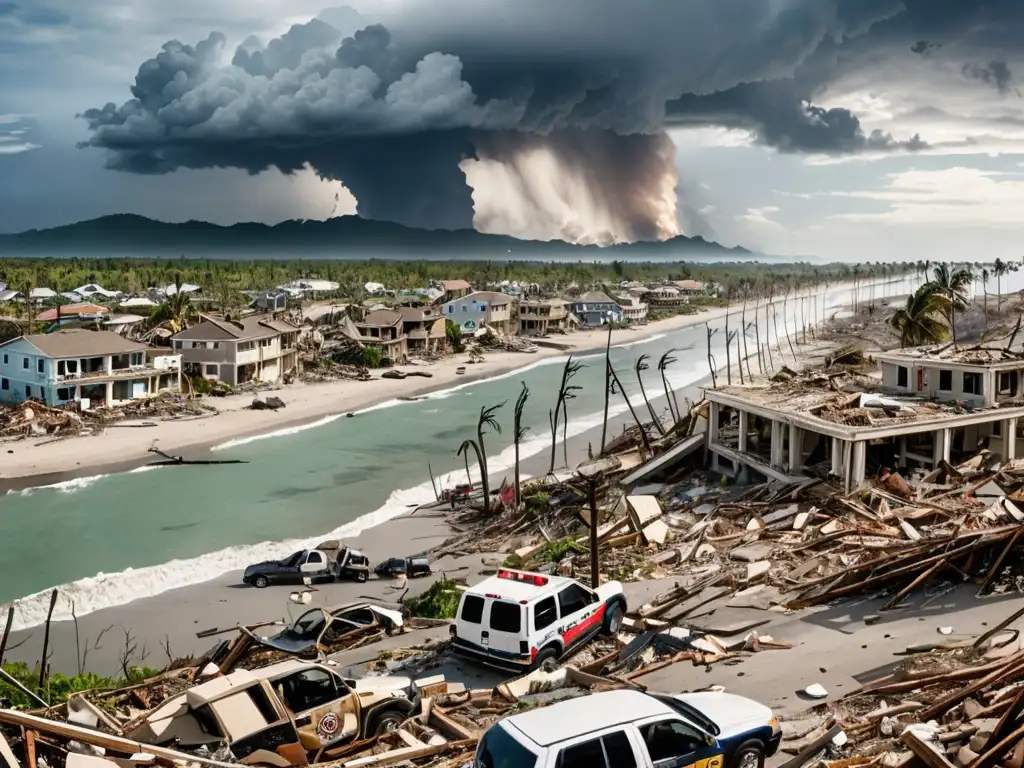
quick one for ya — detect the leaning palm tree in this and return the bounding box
[890,283,950,349]
[151,277,194,334]
[931,264,972,348]
[608,366,652,455]
[634,354,665,436]
[512,383,529,508]
[458,402,505,515]
[657,350,680,424]
[599,323,614,454]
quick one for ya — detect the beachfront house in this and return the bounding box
[36,303,111,327]
[443,291,514,335]
[355,309,408,363]
[172,316,300,385]
[400,307,446,356]
[439,279,471,303]
[673,279,706,296]
[71,283,122,300]
[572,292,623,327]
[0,329,181,408]
[616,295,649,323]
[518,298,571,336]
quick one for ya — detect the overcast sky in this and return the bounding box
[2,0,1023,261]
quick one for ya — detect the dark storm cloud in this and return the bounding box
[962,61,1015,96]
[76,0,1023,233]
[0,1,69,25]
[665,81,927,155]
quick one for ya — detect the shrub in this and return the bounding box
[404,579,462,619]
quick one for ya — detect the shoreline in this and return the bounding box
[0,304,734,487]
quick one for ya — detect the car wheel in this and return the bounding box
[603,602,624,635]
[357,571,368,583]
[530,646,559,672]
[732,740,765,768]
[371,710,406,736]
[253,575,270,589]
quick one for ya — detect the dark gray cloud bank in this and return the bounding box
[78,0,1024,239]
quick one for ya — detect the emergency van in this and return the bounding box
[451,569,626,671]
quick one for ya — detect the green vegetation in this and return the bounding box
[890,264,976,349]
[361,347,383,368]
[544,538,585,563]
[403,579,462,619]
[0,661,161,709]
[524,492,550,513]
[445,320,465,353]
[502,553,524,569]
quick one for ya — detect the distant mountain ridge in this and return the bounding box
[0,214,759,260]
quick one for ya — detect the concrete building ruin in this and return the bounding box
[704,347,1024,490]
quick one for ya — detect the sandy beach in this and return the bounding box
[0,303,736,484]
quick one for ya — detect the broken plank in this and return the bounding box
[779,724,842,768]
[0,732,19,768]
[342,739,475,768]
[900,730,956,768]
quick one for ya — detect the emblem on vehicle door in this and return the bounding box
[317,712,340,739]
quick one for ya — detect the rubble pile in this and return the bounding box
[803,611,1024,768]
[0,395,215,441]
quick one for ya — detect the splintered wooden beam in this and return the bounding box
[901,729,956,768]
[881,557,948,611]
[971,721,1024,768]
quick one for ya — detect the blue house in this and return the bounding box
[572,291,623,327]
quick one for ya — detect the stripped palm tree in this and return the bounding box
[512,383,529,507]
[890,283,950,349]
[634,354,666,435]
[657,350,680,424]
[930,264,972,348]
[458,402,505,514]
[549,357,584,472]
[608,365,652,455]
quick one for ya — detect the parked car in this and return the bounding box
[242,547,370,587]
[374,555,432,578]
[451,568,626,672]
[475,688,782,768]
[129,660,419,766]
[244,603,404,659]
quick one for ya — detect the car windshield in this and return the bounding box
[280,552,301,567]
[286,610,327,639]
[476,726,538,768]
[651,694,720,736]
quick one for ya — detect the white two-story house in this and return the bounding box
[172,316,300,385]
[0,329,181,408]
[443,291,513,335]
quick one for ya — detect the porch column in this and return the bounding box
[1005,418,1018,461]
[770,421,784,468]
[788,423,801,473]
[105,381,113,404]
[104,355,112,374]
[932,428,951,466]
[899,437,908,469]
[707,403,720,447]
[942,428,952,463]
[737,410,748,454]
[831,437,843,477]
[849,441,867,490]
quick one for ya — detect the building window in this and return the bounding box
[461,305,467,312]
[896,366,908,388]
[212,342,219,349]
[22,357,28,369]
[57,388,70,400]
[174,340,183,349]
[205,364,218,376]
[24,385,31,398]
[36,359,43,373]
[939,369,953,391]
[1,379,7,390]
[2,354,6,364]
[999,371,1019,396]
[963,372,983,396]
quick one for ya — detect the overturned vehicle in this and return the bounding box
[129,660,421,765]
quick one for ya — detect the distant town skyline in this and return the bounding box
[2,0,1024,260]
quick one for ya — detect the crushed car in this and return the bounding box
[374,554,432,579]
[128,660,424,765]
[215,603,405,673]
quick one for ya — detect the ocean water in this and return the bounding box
[0,277,912,629]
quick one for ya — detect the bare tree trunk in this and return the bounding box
[783,294,798,360]
[38,589,58,696]
[0,605,13,666]
[740,291,752,380]
[771,302,784,364]
[764,297,775,372]
[724,310,733,385]
[469,440,490,515]
[753,299,764,375]
[609,366,652,455]
[705,324,718,388]
[599,324,612,454]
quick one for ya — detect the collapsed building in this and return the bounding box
[706,347,1024,491]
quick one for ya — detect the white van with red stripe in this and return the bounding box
[451,569,626,672]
